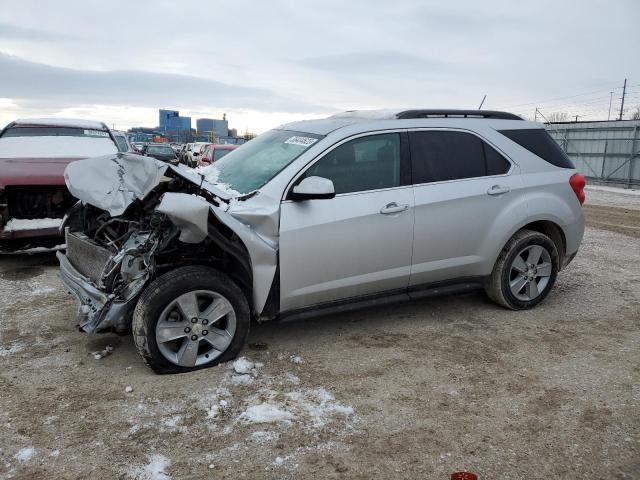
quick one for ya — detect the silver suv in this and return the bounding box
[58,109,586,373]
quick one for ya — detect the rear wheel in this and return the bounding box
[132,266,250,374]
[485,229,559,310]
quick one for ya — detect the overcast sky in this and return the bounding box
[1,0,639,133]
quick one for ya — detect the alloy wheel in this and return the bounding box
[508,245,553,301]
[155,290,236,367]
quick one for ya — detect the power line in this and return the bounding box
[497,83,625,110]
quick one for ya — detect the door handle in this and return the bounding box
[487,185,511,196]
[380,202,409,214]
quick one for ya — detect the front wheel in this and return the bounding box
[485,229,559,310]
[132,266,250,374]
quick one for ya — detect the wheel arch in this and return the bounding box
[491,215,569,273]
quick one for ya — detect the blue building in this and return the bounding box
[159,109,191,141]
[196,118,229,139]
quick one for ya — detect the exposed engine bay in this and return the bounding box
[57,153,278,334]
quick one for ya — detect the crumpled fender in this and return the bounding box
[155,192,277,312]
[207,203,277,314]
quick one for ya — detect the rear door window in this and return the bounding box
[409,131,510,184]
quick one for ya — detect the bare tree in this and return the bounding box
[631,106,640,120]
[546,112,570,122]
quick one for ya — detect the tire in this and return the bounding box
[132,266,250,374]
[485,229,559,310]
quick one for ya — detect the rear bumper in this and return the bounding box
[57,251,138,333]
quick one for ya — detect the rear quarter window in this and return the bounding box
[499,128,574,169]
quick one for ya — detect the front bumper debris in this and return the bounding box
[57,250,139,333]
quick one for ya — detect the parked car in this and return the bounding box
[0,118,119,247]
[132,143,146,153]
[112,130,133,152]
[184,142,210,167]
[58,109,585,373]
[197,144,239,167]
[177,143,191,165]
[141,143,179,165]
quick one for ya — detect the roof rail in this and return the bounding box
[396,109,522,121]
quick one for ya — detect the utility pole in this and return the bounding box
[574,115,579,123]
[608,91,614,121]
[618,78,627,121]
[478,95,486,109]
[534,108,538,122]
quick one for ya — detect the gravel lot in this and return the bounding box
[1,188,639,479]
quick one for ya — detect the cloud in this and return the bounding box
[0,52,331,114]
[297,51,450,77]
[0,22,72,42]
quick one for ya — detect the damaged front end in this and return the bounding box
[57,153,277,334]
[58,213,178,332]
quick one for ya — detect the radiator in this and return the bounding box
[65,231,113,285]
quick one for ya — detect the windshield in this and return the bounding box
[147,145,174,155]
[213,149,232,161]
[199,130,323,194]
[0,126,119,158]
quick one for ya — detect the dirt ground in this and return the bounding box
[1,188,639,480]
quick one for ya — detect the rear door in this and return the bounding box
[409,129,524,286]
[279,132,414,311]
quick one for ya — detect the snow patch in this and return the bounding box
[586,185,640,196]
[240,403,294,425]
[129,454,171,480]
[162,415,182,429]
[0,343,25,357]
[231,374,254,385]
[285,388,354,427]
[233,357,255,374]
[14,117,106,130]
[285,372,301,384]
[250,430,278,443]
[330,109,401,120]
[0,244,65,255]
[290,355,304,365]
[90,345,114,360]
[3,218,62,232]
[14,447,35,462]
[31,286,56,295]
[195,164,242,198]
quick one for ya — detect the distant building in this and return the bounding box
[196,117,229,139]
[159,109,191,142]
[127,127,164,143]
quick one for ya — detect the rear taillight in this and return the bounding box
[569,173,586,205]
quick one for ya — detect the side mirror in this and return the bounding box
[291,176,335,201]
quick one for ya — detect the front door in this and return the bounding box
[279,132,414,312]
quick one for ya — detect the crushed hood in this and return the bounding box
[64,153,169,216]
[64,153,234,216]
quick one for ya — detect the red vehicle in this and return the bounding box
[0,118,119,247]
[196,144,239,167]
